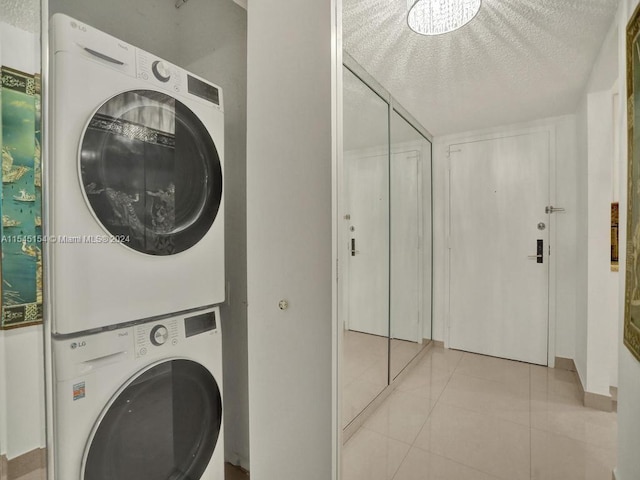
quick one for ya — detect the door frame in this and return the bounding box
[443,125,558,367]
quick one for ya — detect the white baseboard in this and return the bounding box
[554,356,577,371]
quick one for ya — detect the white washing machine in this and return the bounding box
[52,306,224,480]
[49,14,225,334]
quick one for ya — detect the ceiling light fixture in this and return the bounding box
[407,0,482,36]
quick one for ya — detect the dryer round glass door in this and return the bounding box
[79,90,223,255]
[83,359,222,480]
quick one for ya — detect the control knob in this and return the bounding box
[150,325,169,346]
[152,60,171,83]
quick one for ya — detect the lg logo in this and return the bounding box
[70,341,87,350]
[69,21,87,32]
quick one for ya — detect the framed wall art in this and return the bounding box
[624,3,640,362]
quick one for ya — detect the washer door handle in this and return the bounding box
[83,46,125,65]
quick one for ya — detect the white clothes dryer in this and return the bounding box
[49,14,225,334]
[52,306,223,480]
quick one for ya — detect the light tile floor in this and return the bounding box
[342,346,617,480]
[13,470,44,480]
[343,330,425,428]
[342,330,389,427]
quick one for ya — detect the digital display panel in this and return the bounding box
[187,75,219,105]
[184,311,217,337]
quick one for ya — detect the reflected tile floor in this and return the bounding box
[342,347,617,480]
[342,330,391,427]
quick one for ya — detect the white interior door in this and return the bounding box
[449,132,550,365]
[346,154,389,337]
[390,151,421,342]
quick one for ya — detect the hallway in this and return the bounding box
[343,346,617,480]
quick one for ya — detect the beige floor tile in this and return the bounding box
[344,330,388,358]
[343,377,387,427]
[343,348,386,386]
[530,428,616,480]
[530,390,617,451]
[360,358,390,386]
[343,330,391,424]
[390,340,424,379]
[393,447,501,480]
[13,469,45,480]
[455,352,530,388]
[420,346,463,374]
[394,361,450,407]
[363,390,432,444]
[530,365,582,403]
[342,428,410,480]
[413,402,530,480]
[438,372,530,426]
[342,349,618,480]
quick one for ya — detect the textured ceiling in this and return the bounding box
[343,0,619,136]
[0,0,39,32]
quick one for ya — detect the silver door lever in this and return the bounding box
[545,206,565,214]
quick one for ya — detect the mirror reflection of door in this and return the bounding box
[389,109,432,380]
[345,153,389,338]
[389,151,423,378]
[341,64,434,429]
[341,66,390,428]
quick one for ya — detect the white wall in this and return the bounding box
[432,115,578,361]
[49,0,250,467]
[586,89,619,395]
[574,11,621,395]
[0,1,46,460]
[2,327,46,459]
[49,0,180,64]
[575,96,589,381]
[616,0,640,478]
[177,1,249,469]
[246,0,338,478]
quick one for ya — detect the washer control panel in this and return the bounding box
[135,49,221,106]
[136,50,183,94]
[134,319,179,358]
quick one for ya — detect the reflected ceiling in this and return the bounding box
[343,0,619,136]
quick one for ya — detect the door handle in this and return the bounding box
[527,239,544,264]
[350,238,359,256]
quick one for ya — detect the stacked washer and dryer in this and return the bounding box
[49,14,225,480]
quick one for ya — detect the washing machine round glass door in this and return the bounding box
[79,90,223,255]
[83,359,222,480]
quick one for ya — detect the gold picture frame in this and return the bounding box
[625,4,640,362]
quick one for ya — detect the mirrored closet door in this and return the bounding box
[341,66,390,428]
[340,56,433,431]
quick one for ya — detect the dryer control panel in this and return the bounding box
[136,50,184,94]
[134,319,179,358]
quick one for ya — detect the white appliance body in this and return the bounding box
[50,14,225,334]
[53,307,224,480]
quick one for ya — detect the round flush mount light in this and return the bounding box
[407,0,482,36]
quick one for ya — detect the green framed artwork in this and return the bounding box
[0,66,43,329]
